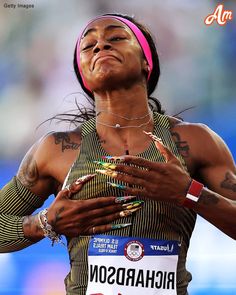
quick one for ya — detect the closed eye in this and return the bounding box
[109,36,126,42]
[82,43,95,51]
[81,36,126,51]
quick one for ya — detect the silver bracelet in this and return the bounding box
[38,208,65,247]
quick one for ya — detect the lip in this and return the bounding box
[92,54,121,70]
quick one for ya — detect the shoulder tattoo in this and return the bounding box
[220,172,236,192]
[18,154,39,189]
[53,132,80,152]
[171,131,190,158]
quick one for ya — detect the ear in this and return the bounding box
[142,60,150,77]
[142,59,148,70]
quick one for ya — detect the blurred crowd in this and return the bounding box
[0,0,235,160]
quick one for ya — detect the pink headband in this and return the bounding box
[76,15,153,93]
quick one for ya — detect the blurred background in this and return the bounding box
[0,0,235,294]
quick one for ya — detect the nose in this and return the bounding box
[93,40,112,54]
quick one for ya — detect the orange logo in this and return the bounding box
[204,4,233,26]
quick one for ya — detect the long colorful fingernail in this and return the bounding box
[122,200,144,210]
[111,223,132,230]
[143,131,169,162]
[101,156,126,162]
[120,207,142,217]
[96,169,118,178]
[65,184,71,191]
[93,161,117,170]
[115,196,136,203]
[107,182,126,190]
[143,131,163,143]
[74,174,96,185]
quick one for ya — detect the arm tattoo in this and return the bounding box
[23,215,42,241]
[18,154,39,189]
[23,216,41,233]
[221,172,236,192]
[198,190,219,206]
[171,132,190,158]
[53,132,80,152]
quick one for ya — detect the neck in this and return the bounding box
[94,85,154,154]
[94,84,151,126]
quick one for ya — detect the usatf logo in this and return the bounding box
[124,240,144,261]
[204,4,233,26]
[150,244,174,253]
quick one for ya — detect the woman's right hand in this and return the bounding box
[45,174,140,237]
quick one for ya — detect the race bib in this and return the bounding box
[86,235,180,295]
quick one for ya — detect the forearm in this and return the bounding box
[22,214,44,242]
[0,214,44,253]
[191,187,236,239]
[0,177,45,252]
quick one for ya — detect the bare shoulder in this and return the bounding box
[169,115,226,149]
[17,127,82,198]
[36,127,82,167]
[49,128,82,152]
[169,115,215,138]
[168,115,235,172]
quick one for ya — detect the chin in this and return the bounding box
[89,65,136,90]
[95,68,120,84]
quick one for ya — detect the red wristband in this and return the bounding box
[183,179,204,208]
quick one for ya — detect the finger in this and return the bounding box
[116,156,166,174]
[122,186,148,198]
[66,174,97,194]
[79,200,144,223]
[55,188,71,200]
[70,196,115,210]
[153,141,171,163]
[117,162,164,180]
[64,200,143,236]
[53,200,124,233]
[100,154,167,171]
[95,164,148,180]
[143,131,175,163]
[114,171,148,187]
[70,195,139,214]
[95,167,151,189]
[106,182,147,198]
[87,205,143,234]
[70,195,136,216]
[89,222,132,235]
[114,195,137,203]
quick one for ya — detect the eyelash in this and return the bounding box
[82,36,126,51]
[82,44,95,51]
[109,36,126,41]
